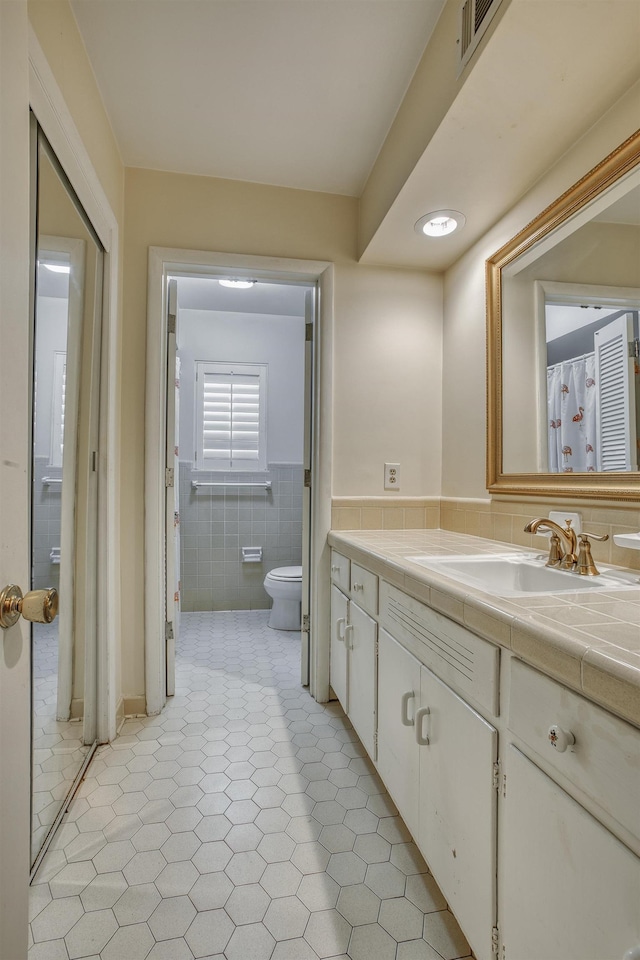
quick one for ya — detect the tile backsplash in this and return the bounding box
[331,496,640,571]
[179,462,304,611]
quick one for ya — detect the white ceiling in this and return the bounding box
[69,0,640,272]
[70,0,446,197]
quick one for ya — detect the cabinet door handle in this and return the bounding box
[344,623,354,650]
[415,706,430,745]
[401,691,415,726]
[548,723,575,753]
[336,617,346,642]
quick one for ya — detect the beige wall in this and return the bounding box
[28,0,126,710]
[122,168,442,703]
[441,81,640,500]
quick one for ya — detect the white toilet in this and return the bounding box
[263,565,303,630]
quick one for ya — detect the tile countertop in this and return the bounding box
[327,529,640,729]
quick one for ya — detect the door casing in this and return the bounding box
[145,247,334,715]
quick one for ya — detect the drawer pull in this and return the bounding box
[336,617,346,642]
[401,691,415,727]
[331,565,341,574]
[344,623,354,650]
[548,724,575,753]
[415,707,430,745]
[352,582,364,592]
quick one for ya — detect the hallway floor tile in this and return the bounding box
[29,610,472,960]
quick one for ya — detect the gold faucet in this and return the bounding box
[524,518,578,570]
[524,518,609,575]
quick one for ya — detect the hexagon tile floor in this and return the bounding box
[29,610,473,960]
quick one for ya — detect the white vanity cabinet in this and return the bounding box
[329,538,640,960]
[329,552,377,759]
[501,660,640,960]
[501,745,640,960]
[377,629,422,838]
[377,607,499,960]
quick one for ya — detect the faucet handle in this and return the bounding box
[577,532,609,576]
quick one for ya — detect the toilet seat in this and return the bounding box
[267,566,302,581]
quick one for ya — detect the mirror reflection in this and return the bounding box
[500,157,640,477]
[31,130,103,868]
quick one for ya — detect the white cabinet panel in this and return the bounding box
[330,584,348,712]
[330,550,350,592]
[350,562,378,617]
[418,666,498,960]
[502,745,640,960]
[509,659,640,842]
[377,629,421,838]
[348,601,377,759]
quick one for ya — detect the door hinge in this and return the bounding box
[629,338,640,359]
[305,322,313,342]
[491,925,500,956]
[168,312,176,335]
[304,469,311,488]
[165,467,174,487]
[492,761,500,790]
[165,621,174,641]
[302,613,310,633]
[375,636,379,658]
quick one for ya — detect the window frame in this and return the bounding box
[194,360,268,472]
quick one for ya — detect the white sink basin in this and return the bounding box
[406,554,640,598]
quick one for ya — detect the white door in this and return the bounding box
[330,585,349,712]
[502,745,640,960]
[165,278,181,697]
[300,288,314,685]
[418,667,498,960]
[377,629,421,839]
[0,3,31,953]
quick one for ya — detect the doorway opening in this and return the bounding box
[145,250,333,717]
[165,274,315,699]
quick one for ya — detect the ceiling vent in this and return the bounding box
[458,0,505,72]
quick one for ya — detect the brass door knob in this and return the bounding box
[0,585,58,629]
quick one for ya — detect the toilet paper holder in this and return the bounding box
[242,546,263,563]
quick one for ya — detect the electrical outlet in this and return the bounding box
[384,463,400,490]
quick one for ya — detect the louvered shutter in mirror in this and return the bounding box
[594,313,637,471]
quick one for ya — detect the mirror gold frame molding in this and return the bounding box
[486,127,640,502]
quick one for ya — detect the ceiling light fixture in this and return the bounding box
[218,279,256,289]
[42,263,71,274]
[414,210,466,238]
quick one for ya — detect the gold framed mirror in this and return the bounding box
[487,128,640,501]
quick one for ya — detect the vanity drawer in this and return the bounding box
[509,659,640,841]
[350,563,378,616]
[380,581,499,717]
[330,550,350,592]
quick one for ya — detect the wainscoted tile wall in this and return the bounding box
[331,496,640,571]
[331,498,441,532]
[32,456,62,590]
[180,463,304,611]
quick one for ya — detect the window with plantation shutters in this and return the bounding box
[195,361,267,471]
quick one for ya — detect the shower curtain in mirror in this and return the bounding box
[547,354,597,472]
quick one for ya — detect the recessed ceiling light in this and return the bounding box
[414,210,466,238]
[218,279,256,289]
